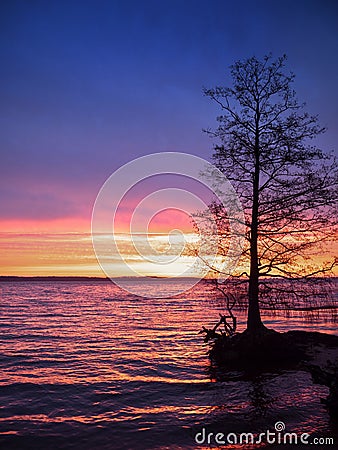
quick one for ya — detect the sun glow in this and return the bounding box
[0,229,202,277]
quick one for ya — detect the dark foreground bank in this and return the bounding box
[208,328,338,418]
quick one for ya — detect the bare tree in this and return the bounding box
[203,54,338,334]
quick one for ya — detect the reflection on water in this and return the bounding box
[0,279,337,449]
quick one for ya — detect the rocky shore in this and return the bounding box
[208,328,338,417]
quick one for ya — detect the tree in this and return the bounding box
[203,55,337,334]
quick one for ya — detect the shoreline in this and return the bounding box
[208,328,338,416]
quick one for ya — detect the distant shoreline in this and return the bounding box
[0,276,109,282]
[0,276,336,283]
[0,275,205,282]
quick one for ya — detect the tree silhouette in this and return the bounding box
[203,55,337,334]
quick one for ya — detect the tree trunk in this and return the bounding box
[247,110,264,333]
[247,230,263,332]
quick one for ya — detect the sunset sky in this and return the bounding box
[1,0,338,277]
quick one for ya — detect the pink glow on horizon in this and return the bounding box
[0,218,91,233]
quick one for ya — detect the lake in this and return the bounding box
[0,279,337,449]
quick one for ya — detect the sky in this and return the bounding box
[1,0,337,276]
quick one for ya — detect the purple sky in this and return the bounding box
[1,0,338,228]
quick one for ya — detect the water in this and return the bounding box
[0,279,337,449]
